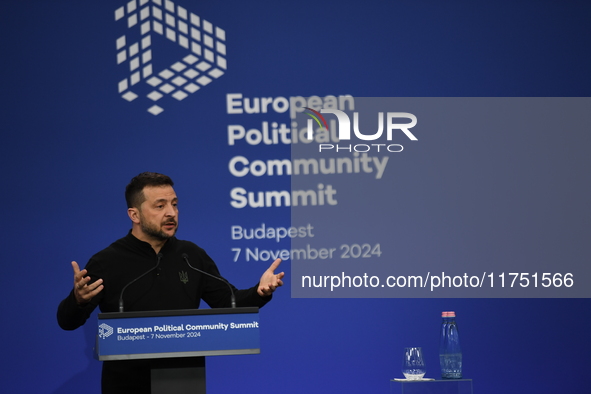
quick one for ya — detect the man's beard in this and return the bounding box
[140,215,177,241]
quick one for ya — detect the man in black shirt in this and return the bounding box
[57,172,284,392]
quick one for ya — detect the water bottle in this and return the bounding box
[439,311,462,379]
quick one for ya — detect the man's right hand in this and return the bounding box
[72,261,103,305]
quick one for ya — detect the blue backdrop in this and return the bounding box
[1,1,590,393]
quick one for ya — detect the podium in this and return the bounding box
[95,307,260,393]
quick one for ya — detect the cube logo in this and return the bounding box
[98,323,114,339]
[115,0,227,115]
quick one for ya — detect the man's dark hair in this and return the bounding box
[125,172,174,209]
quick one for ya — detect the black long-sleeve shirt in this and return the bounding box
[58,232,270,330]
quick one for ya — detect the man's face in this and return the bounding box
[137,185,179,241]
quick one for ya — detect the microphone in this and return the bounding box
[118,253,163,312]
[182,253,236,308]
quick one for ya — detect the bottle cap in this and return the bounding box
[442,311,456,317]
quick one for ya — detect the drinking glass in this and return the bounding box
[402,347,426,380]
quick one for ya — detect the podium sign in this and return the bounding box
[96,307,260,361]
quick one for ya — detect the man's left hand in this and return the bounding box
[258,258,285,297]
